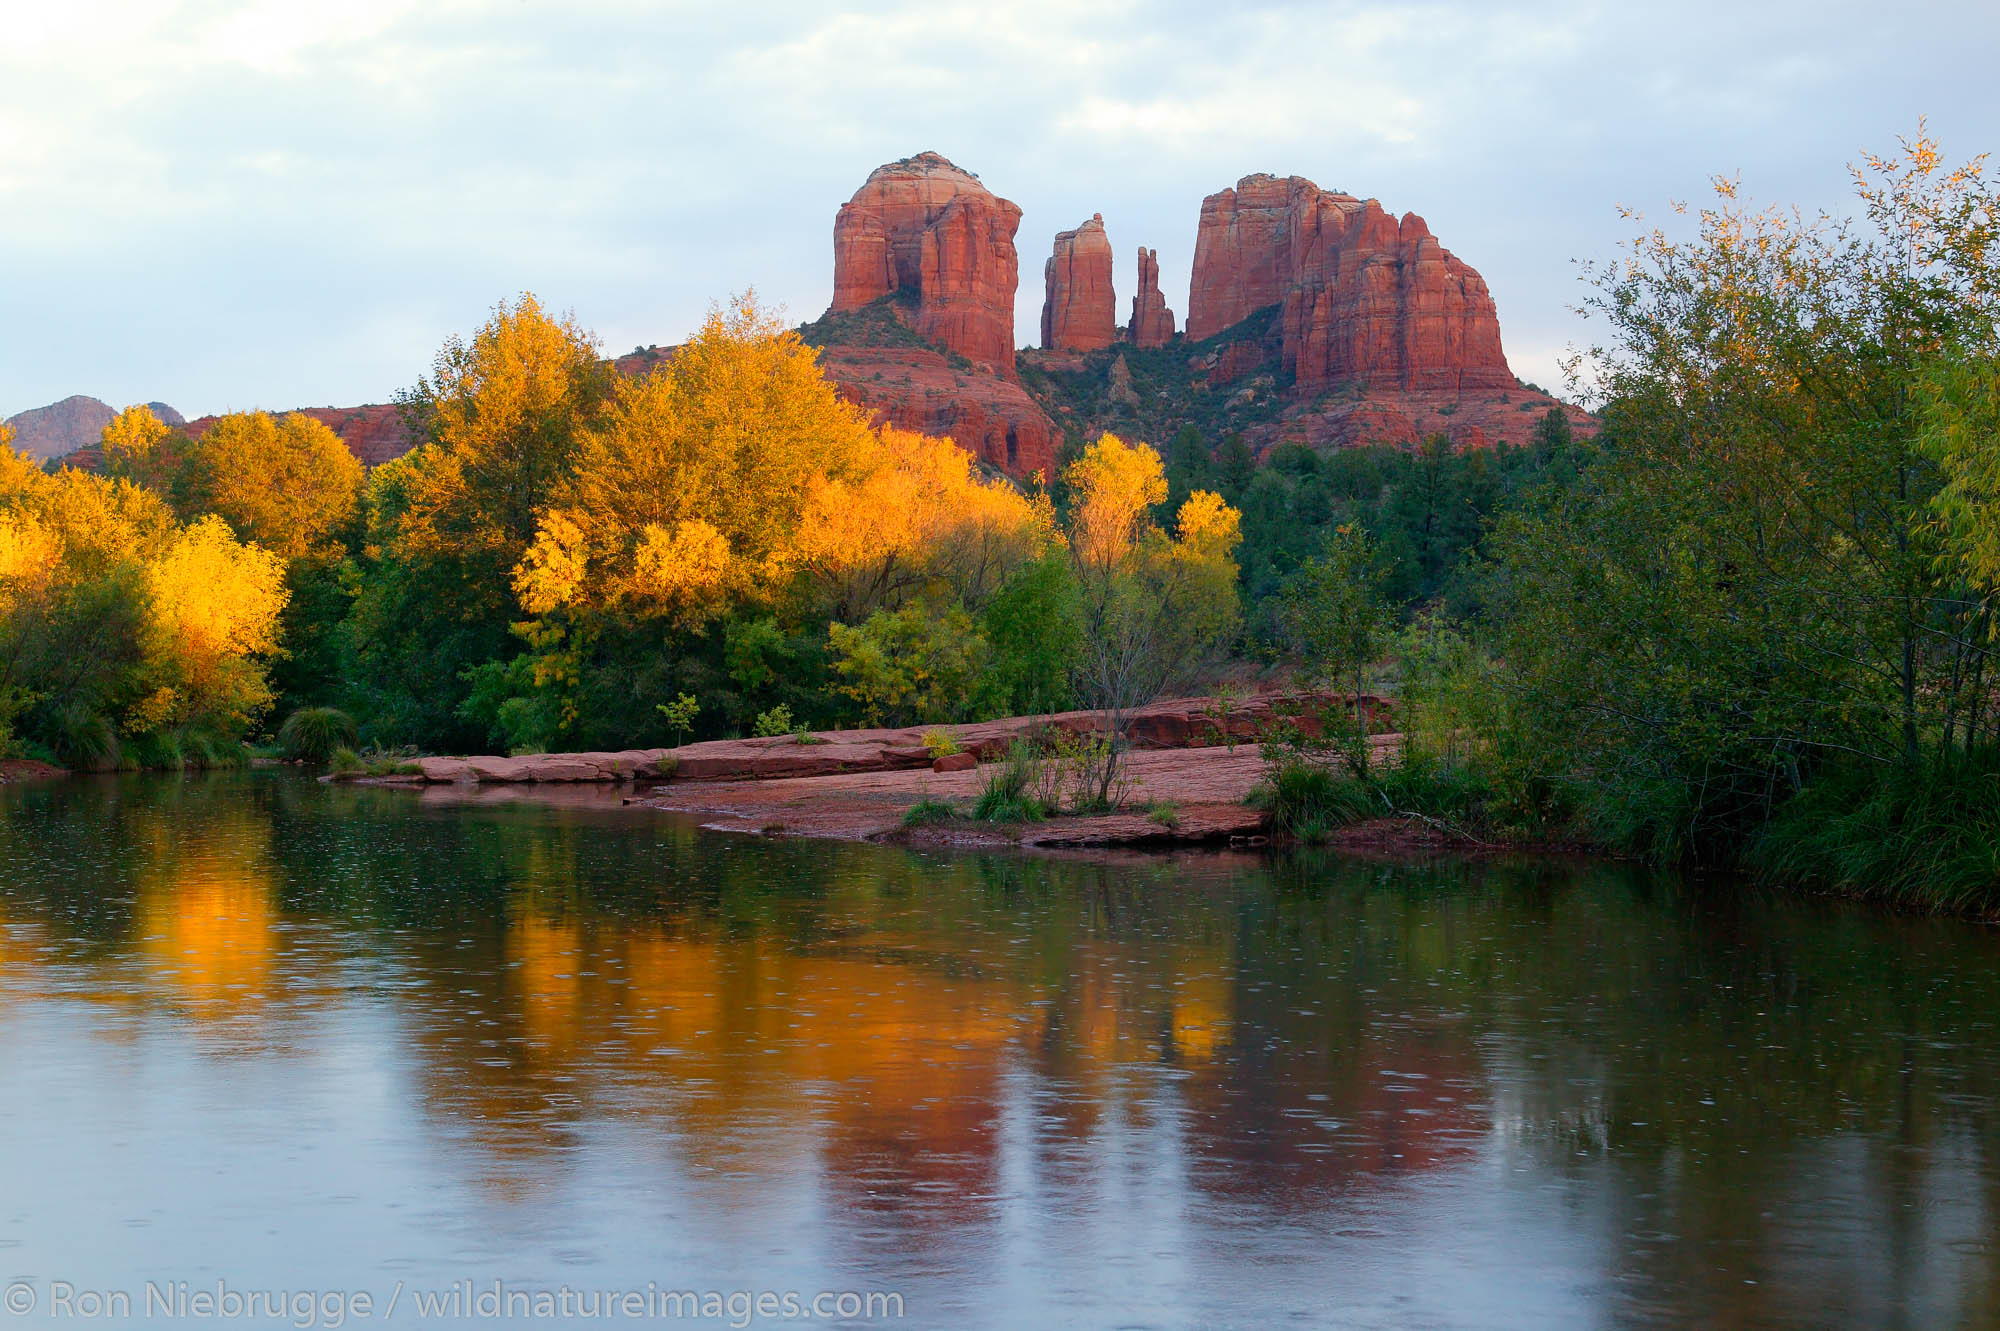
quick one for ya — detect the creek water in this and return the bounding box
[0,771,1996,1329]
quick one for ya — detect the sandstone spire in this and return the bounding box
[1040,214,1117,351]
[1127,247,1176,348]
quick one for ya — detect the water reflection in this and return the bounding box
[0,773,1996,1327]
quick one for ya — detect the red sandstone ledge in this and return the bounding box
[389,692,1382,787]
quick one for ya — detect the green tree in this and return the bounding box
[1483,127,2000,859]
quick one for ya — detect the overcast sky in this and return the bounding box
[2,0,1995,419]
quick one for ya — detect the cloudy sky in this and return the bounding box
[2,0,1994,419]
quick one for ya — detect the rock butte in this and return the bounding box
[1128,247,1176,348]
[1188,172,1513,393]
[1041,214,1117,352]
[812,151,1059,478]
[830,151,1022,371]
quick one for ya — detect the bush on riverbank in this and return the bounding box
[1751,752,2000,912]
[279,707,359,764]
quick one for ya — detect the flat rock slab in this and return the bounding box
[416,749,672,785]
[401,692,1390,787]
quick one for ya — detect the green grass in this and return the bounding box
[1750,749,2000,912]
[328,747,422,778]
[127,727,244,772]
[278,707,359,764]
[1252,752,1501,844]
[1250,761,1378,836]
[902,797,959,827]
[972,744,1051,822]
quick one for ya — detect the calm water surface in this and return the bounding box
[2,772,1998,1329]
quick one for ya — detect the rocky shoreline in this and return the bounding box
[319,692,1479,856]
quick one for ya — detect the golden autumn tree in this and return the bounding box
[1061,433,1242,804]
[134,515,289,736]
[388,293,611,573]
[346,294,613,749]
[100,404,182,493]
[517,294,879,625]
[0,439,287,765]
[175,412,364,560]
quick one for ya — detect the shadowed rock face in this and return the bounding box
[830,152,1023,371]
[1188,173,1512,393]
[1128,247,1176,348]
[1041,214,1117,351]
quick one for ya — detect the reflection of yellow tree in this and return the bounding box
[131,807,280,1019]
[468,885,1240,1202]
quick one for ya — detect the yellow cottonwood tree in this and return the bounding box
[176,412,363,559]
[140,516,289,732]
[1061,434,1242,804]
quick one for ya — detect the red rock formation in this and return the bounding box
[814,344,1057,479]
[1187,174,1512,393]
[1041,214,1117,351]
[830,152,1023,371]
[1187,175,1301,342]
[1127,247,1176,348]
[182,404,414,467]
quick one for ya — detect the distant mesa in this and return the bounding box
[4,395,183,462]
[1041,215,1117,352]
[1189,172,1512,393]
[180,405,412,468]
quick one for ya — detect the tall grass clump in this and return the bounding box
[1750,752,2000,912]
[973,741,1052,822]
[50,706,120,772]
[278,707,359,764]
[128,726,245,772]
[901,797,958,827]
[1250,761,1377,844]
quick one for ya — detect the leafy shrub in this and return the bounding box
[278,707,359,764]
[922,728,961,758]
[827,604,1000,727]
[657,693,700,748]
[753,704,795,738]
